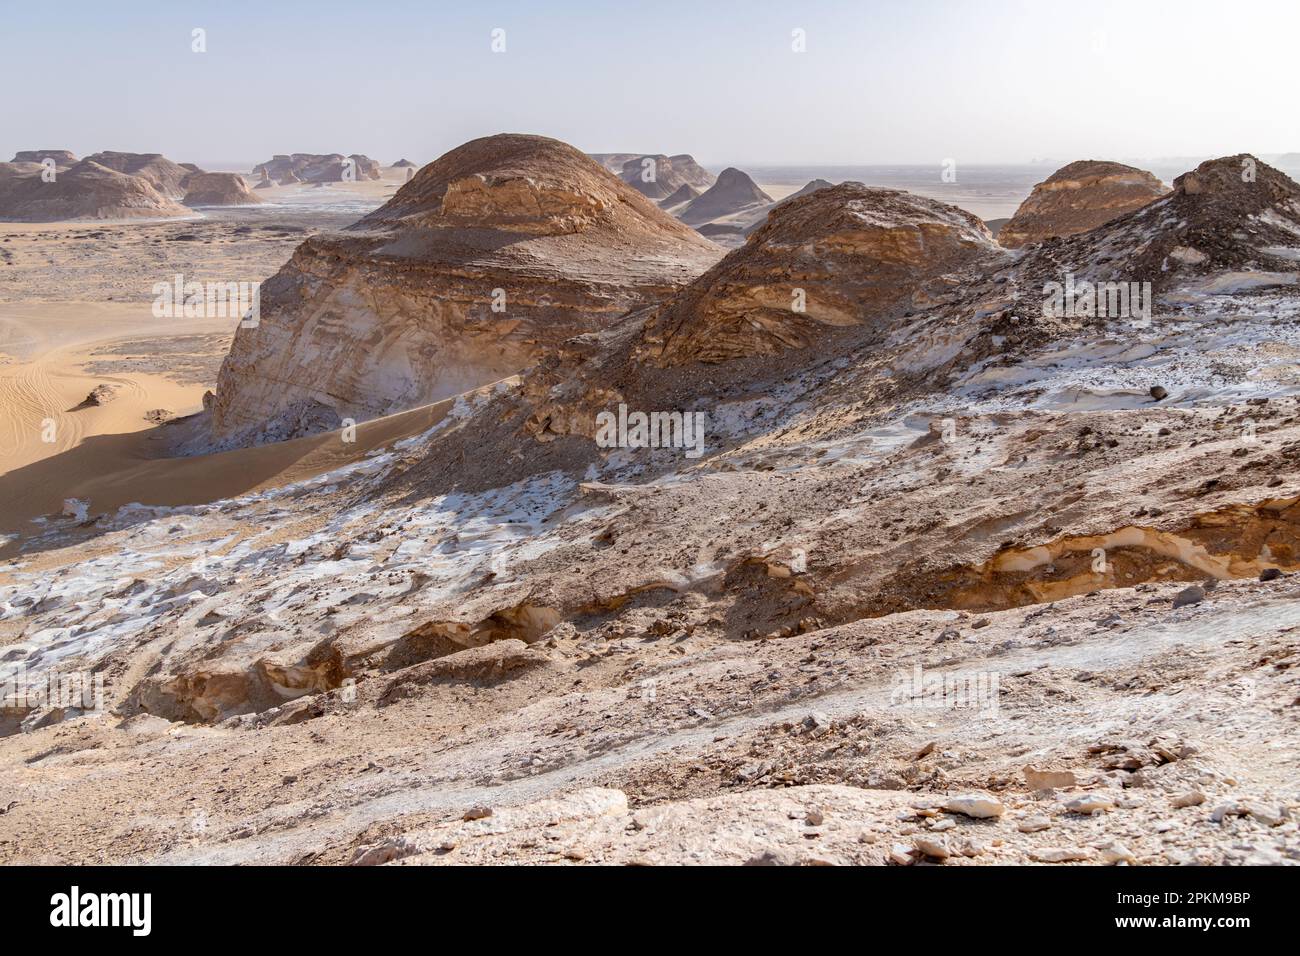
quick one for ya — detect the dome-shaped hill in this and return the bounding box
[210,133,722,445]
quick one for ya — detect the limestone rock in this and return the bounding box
[211,133,720,443]
[943,793,1005,819]
[641,181,1002,365]
[999,160,1169,248]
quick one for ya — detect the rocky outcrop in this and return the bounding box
[644,182,1002,364]
[253,153,383,183]
[181,172,262,206]
[1019,154,1300,295]
[998,160,1169,248]
[210,133,721,442]
[617,154,716,200]
[0,160,190,221]
[82,151,196,199]
[11,149,76,165]
[679,168,773,225]
[392,158,417,168]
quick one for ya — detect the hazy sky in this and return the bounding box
[3,0,1297,169]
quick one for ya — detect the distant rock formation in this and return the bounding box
[998,160,1169,248]
[182,172,262,206]
[0,159,189,221]
[392,158,417,168]
[616,154,716,200]
[678,167,773,225]
[210,133,722,443]
[11,149,76,165]
[643,182,1002,364]
[82,151,196,199]
[253,153,383,183]
[658,183,701,209]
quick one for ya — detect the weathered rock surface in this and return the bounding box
[998,160,1169,248]
[643,181,1003,364]
[181,172,262,206]
[210,133,721,442]
[391,158,417,168]
[0,160,190,221]
[1018,154,1300,295]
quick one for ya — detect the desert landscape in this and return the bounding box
[1,3,1297,896]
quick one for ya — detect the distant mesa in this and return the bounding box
[253,153,383,184]
[643,182,1002,365]
[998,160,1169,249]
[210,133,722,444]
[182,172,262,206]
[11,149,77,165]
[391,158,417,168]
[82,151,197,199]
[678,167,773,226]
[658,183,701,209]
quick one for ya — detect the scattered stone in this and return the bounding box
[1149,385,1168,401]
[1259,567,1282,582]
[1171,791,1206,809]
[1023,767,1077,790]
[349,836,417,866]
[1030,846,1095,863]
[913,836,950,860]
[1065,793,1115,815]
[463,805,493,821]
[1097,841,1137,865]
[888,843,917,866]
[943,793,1004,819]
[1017,815,1052,833]
[1172,585,1205,608]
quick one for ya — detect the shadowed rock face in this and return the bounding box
[210,133,722,443]
[0,160,190,221]
[82,151,196,199]
[998,160,1169,249]
[642,182,1004,364]
[181,172,262,206]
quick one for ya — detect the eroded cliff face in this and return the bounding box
[209,134,721,443]
[998,160,1169,249]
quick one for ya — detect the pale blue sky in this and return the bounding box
[2,0,1296,169]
